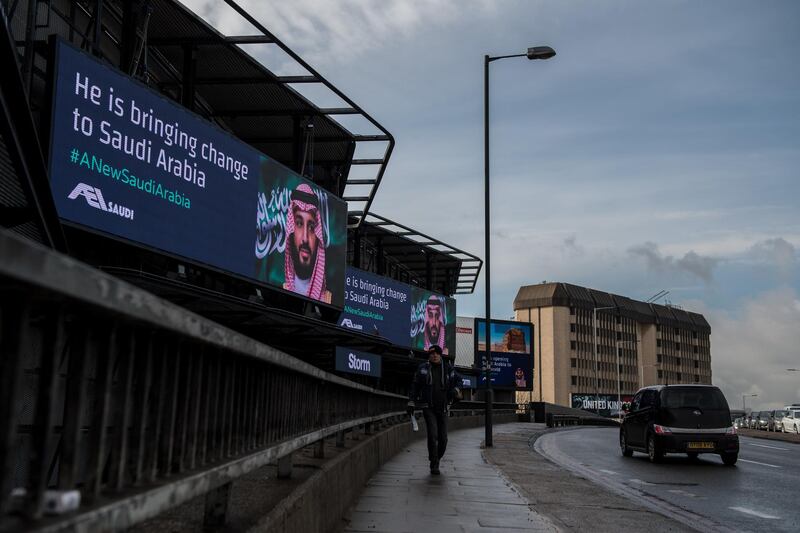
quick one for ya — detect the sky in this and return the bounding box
[184,0,800,411]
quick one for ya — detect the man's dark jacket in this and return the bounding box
[408,360,461,410]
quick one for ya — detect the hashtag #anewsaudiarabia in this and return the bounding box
[77,152,191,209]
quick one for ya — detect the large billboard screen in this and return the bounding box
[340,267,456,352]
[47,40,346,307]
[474,318,533,390]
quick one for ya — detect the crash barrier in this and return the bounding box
[0,230,412,532]
[545,413,620,428]
[546,414,580,427]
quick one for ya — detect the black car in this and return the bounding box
[620,385,739,465]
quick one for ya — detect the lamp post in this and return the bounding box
[592,305,617,414]
[615,338,639,421]
[484,45,555,447]
[742,393,757,412]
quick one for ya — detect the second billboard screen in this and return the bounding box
[340,267,456,353]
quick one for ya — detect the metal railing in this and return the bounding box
[0,229,408,531]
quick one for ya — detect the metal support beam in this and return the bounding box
[181,45,196,111]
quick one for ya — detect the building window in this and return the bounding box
[676,358,681,366]
[677,372,682,381]
[570,307,575,315]
[675,343,680,351]
[571,358,577,368]
[570,323,576,333]
[657,354,662,363]
[571,376,577,386]
[616,331,622,340]
[570,340,576,350]
[616,316,622,325]
[692,330,698,339]
[656,324,661,332]
[694,360,699,368]
[694,375,700,383]
[693,345,698,353]
[656,339,661,347]
[658,370,663,378]
[675,327,680,335]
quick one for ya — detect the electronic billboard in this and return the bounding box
[47,40,346,307]
[339,267,456,353]
[474,318,533,390]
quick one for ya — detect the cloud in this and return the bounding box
[747,237,797,280]
[627,242,719,283]
[182,0,490,68]
[697,289,800,411]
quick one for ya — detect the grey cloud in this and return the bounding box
[560,235,585,258]
[628,242,718,283]
[748,238,797,279]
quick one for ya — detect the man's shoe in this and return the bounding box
[430,460,440,475]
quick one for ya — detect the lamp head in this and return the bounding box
[527,46,556,60]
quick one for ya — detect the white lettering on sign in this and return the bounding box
[348,353,371,373]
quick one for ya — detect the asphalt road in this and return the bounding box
[536,427,800,533]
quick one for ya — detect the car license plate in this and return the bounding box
[687,442,714,450]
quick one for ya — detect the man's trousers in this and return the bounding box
[422,408,448,463]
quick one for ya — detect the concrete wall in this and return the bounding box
[252,413,519,533]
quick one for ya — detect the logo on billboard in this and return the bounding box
[340,318,363,331]
[68,183,134,220]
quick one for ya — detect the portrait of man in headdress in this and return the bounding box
[423,295,449,355]
[283,183,332,304]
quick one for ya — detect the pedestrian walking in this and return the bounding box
[407,345,462,475]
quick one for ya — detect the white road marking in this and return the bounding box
[599,469,618,475]
[747,443,788,451]
[627,478,655,486]
[738,458,780,468]
[729,507,780,519]
[668,489,697,498]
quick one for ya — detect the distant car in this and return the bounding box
[733,417,744,429]
[781,410,800,434]
[755,411,770,430]
[769,410,785,432]
[620,385,739,466]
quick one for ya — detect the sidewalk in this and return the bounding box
[341,425,558,533]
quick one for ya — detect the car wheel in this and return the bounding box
[620,431,633,457]
[721,452,738,466]
[687,452,699,461]
[647,433,663,463]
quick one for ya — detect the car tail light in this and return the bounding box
[653,424,672,435]
[726,426,737,435]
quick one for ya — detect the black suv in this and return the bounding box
[620,385,739,465]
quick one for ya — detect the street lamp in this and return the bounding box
[484,45,555,447]
[616,338,640,422]
[742,393,757,412]
[592,305,617,414]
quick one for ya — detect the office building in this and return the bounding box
[513,282,711,407]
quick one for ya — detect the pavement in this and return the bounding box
[341,423,697,533]
[340,425,559,533]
